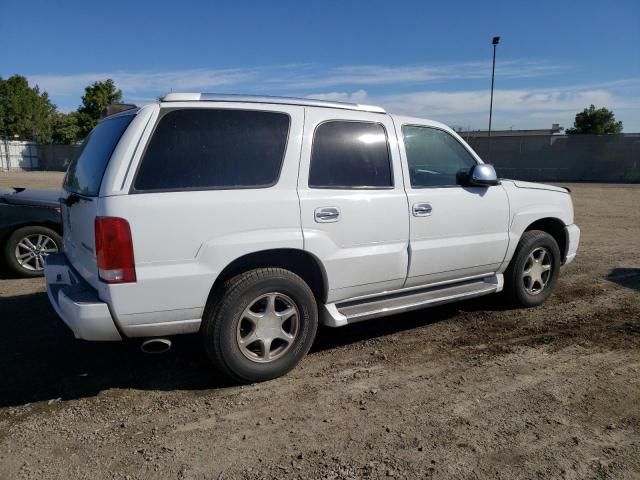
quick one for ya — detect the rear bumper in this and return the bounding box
[564,224,580,265]
[44,253,122,341]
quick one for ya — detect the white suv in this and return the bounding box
[45,93,580,382]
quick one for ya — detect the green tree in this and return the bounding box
[0,75,57,142]
[77,79,122,137]
[51,111,81,144]
[566,105,623,135]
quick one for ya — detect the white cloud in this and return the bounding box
[309,85,640,131]
[21,62,640,131]
[274,61,568,89]
[380,88,634,117]
[26,59,568,99]
[29,68,259,97]
[304,89,369,103]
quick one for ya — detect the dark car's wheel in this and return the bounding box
[4,226,62,277]
[505,230,561,307]
[202,268,318,383]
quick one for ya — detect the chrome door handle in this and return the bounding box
[315,207,340,223]
[413,203,433,217]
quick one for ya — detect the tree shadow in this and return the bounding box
[0,290,512,408]
[607,268,640,291]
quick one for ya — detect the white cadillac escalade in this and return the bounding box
[45,93,580,382]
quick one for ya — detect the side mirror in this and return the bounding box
[468,164,499,186]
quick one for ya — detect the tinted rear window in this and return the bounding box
[134,109,290,191]
[64,114,134,196]
[309,121,392,189]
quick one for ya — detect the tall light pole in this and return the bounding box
[488,36,500,138]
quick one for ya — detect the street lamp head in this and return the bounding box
[492,36,501,45]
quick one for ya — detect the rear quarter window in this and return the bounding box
[133,108,290,191]
[64,114,135,196]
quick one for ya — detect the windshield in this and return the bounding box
[64,114,135,196]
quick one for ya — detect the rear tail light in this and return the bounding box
[95,216,136,283]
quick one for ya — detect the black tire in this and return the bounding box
[505,230,561,307]
[201,268,318,383]
[3,226,62,277]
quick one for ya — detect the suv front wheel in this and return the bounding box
[505,230,561,307]
[202,268,318,383]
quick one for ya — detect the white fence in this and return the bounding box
[0,141,40,170]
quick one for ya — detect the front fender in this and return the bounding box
[510,205,572,236]
[499,181,575,272]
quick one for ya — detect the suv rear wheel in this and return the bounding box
[202,268,318,383]
[4,226,62,277]
[505,230,561,307]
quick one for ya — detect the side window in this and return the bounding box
[134,109,290,191]
[309,121,392,189]
[402,126,476,188]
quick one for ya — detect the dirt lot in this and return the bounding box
[0,170,65,190]
[1,172,639,480]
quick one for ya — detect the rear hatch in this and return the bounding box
[61,113,136,288]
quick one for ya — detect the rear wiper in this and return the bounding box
[60,192,86,207]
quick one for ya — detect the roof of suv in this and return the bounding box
[161,92,386,114]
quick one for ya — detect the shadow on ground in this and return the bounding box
[0,289,512,408]
[0,264,22,280]
[607,267,640,291]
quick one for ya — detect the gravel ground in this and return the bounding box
[0,172,639,479]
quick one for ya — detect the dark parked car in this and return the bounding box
[0,187,62,277]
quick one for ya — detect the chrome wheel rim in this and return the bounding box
[522,246,552,295]
[14,234,59,271]
[236,292,300,363]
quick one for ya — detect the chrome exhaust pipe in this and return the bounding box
[140,338,172,354]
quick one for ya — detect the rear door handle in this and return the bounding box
[413,203,433,217]
[315,207,340,223]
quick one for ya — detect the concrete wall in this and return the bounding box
[466,134,640,183]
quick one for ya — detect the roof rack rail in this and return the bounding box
[160,93,386,114]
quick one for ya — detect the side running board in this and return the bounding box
[322,274,503,327]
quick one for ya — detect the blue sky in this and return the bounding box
[2,0,639,131]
